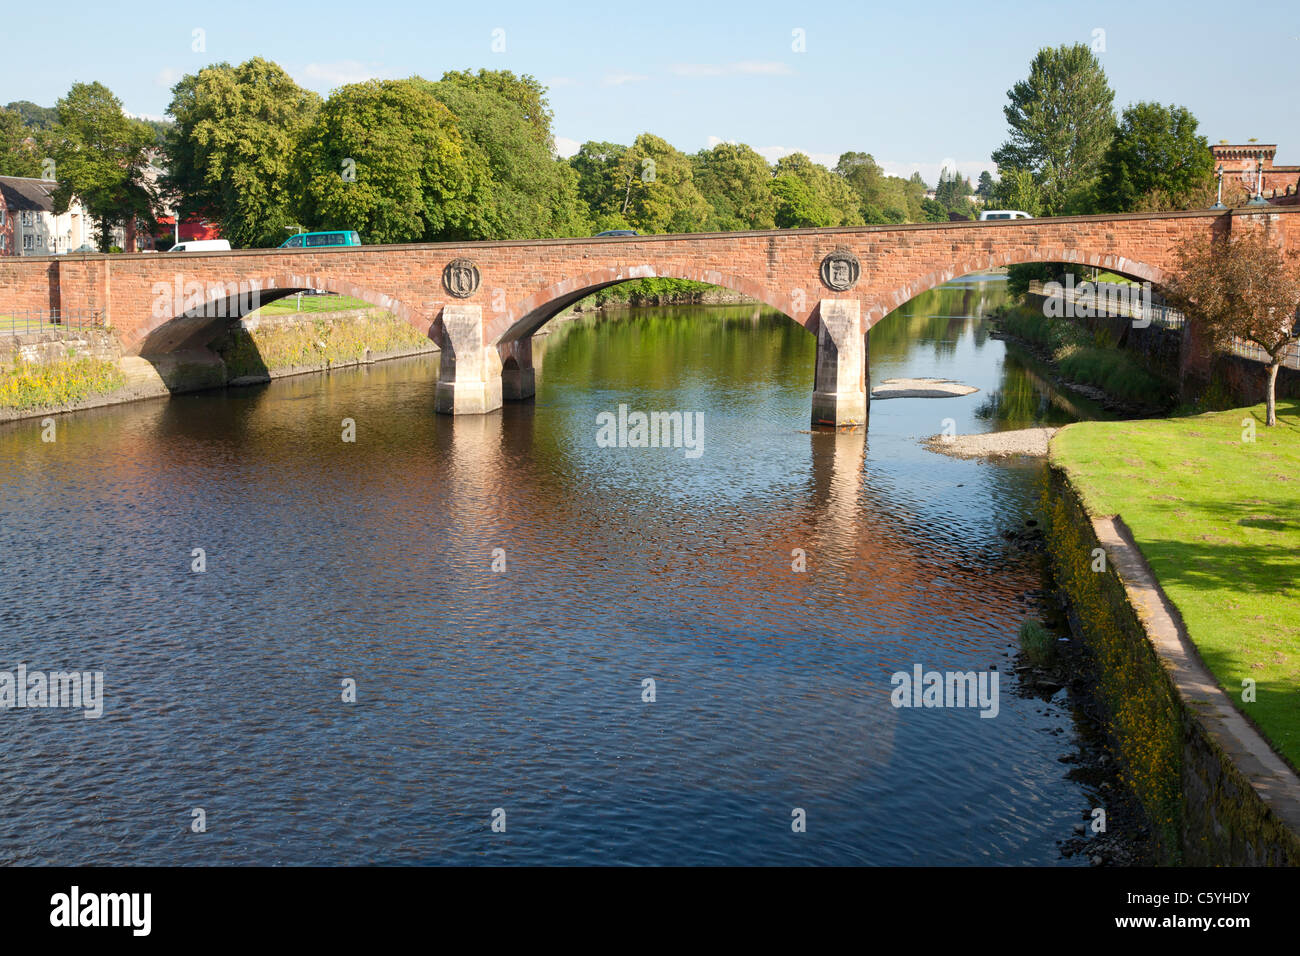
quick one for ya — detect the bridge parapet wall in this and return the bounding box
[3,208,1296,420]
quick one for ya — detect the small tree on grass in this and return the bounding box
[1168,230,1300,426]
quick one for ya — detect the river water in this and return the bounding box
[0,276,1111,865]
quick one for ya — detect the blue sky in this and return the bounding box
[7,0,1298,185]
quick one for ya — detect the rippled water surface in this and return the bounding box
[1,278,1105,864]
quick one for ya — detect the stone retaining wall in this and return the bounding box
[1,310,436,423]
[0,328,121,367]
[1044,464,1300,864]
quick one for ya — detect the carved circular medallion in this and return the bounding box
[820,249,861,292]
[443,258,481,298]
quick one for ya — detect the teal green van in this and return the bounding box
[279,230,361,249]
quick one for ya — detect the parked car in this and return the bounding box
[978,210,1033,221]
[170,239,232,252]
[279,230,361,248]
[594,229,638,237]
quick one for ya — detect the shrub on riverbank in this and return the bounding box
[994,303,1090,350]
[993,304,1174,405]
[1018,620,1057,665]
[216,309,429,378]
[1052,402,1300,770]
[1055,344,1175,404]
[0,356,126,409]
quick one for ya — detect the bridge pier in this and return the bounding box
[499,337,537,402]
[434,304,503,415]
[810,299,868,428]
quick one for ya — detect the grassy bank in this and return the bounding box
[1051,402,1300,768]
[0,356,126,410]
[253,294,373,315]
[993,304,1175,406]
[216,309,430,378]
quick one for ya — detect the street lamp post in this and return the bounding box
[1247,149,1270,206]
[1211,164,1226,209]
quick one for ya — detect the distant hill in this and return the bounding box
[5,100,58,130]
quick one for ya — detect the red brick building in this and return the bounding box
[1210,143,1300,201]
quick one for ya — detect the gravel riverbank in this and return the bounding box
[925,426,1059,459]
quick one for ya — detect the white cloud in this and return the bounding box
[154,67,182,88]
[602,72,649,87]
[554,136,581,159]
[125,110,168,123]
[296,61,390,91]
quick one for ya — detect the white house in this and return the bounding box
[0,175,125,256]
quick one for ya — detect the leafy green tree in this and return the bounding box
[1006,262,1061,297]
[138,117,174,149]
[427,72,586,238]
[990,167,1043,215]
[771,153,864,228]
[165,58,321,248]
[48,82,157,252]
[438,69,554,148]
[835,151,884,212]
[992,44,1115,215]
[570,140,630,218]
[975,170,995,200]
[920,197,949,222]
[864,203,908,224]
[903,172,929,221]
[0,107,41,177]
[589,210,636,233]
[571,134,709,234]
[935,167,975,216]
[836,152,913,223]
[623,134,710,233]
[1168,231,1300,425]
[692,142,776,231]
[296,78,492,243]
[771,173,828,228]
[1094,102,1215,212]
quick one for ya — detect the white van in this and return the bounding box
[169,239,232,252]
[979,210,1033,221]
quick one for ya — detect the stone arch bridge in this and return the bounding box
[2,207,1294,425]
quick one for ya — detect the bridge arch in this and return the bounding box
[863,246,1172,329]
[125,273,428,356]
[484,264,804,345]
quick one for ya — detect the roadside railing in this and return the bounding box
[1230,337,1300,371]
[1027,279,1186,329]
[1026,280,1299,369]
[0,309,106,337]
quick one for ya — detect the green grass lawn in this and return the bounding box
[1093,270,1141,286]
[253,294,373,315]
[1052,401,1300,768]
[0,315,59,333]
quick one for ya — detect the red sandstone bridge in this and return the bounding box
[2,207,1296,424]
